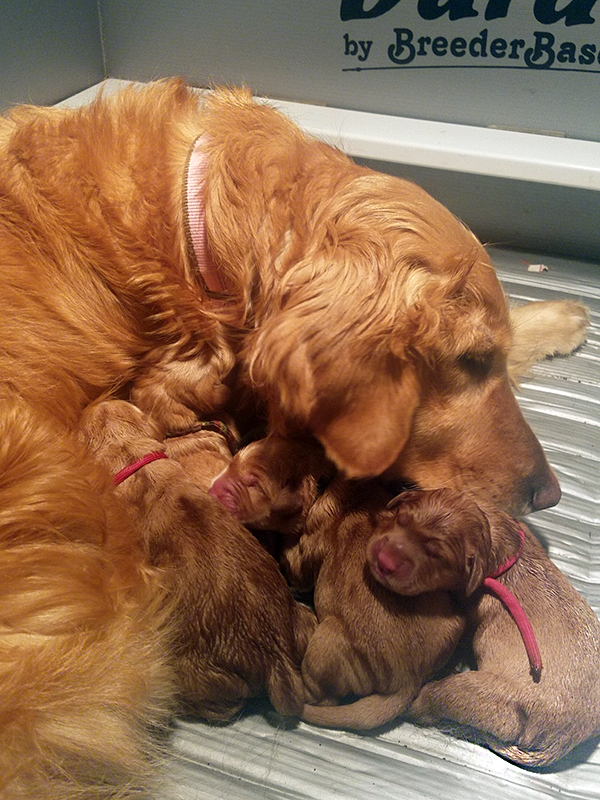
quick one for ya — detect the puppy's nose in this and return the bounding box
[372,538,415,581]
[531,469,561,511]
[377,543,403,575]
[208,476,237,514]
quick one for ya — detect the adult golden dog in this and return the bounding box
[0,79,586,797]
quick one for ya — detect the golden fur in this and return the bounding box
[0,78,589,795]
[0,392,175,800]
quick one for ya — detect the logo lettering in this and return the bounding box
[340,0,598,25]
[524,30,556,66]
[417,0,478,21]
[533,0,596,26]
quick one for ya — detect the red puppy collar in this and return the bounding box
[483,525,543,680]
[113,451,168,486]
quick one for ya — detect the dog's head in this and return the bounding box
[367,488,492,596]
[246,168,559,515]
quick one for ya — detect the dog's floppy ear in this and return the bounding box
[310,364,420,479]
[249,312,420,478]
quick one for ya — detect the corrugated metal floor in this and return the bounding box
[161,245,600,800]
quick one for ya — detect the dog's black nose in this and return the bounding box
[531,469,561,511]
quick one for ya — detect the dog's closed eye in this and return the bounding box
[457,351,495,381]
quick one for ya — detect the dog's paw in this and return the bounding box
[508,299,590,381]
[511,299,590,354]
[538,299,589,354]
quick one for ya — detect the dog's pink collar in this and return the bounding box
[483,525,543,680]
[113,451,168,486]
[184,135,227,296]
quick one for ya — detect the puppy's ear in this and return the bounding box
[311,364,420,479]
[465,552,486,596]
[464,513,493,596]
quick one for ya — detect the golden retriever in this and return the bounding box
[0,79,578,503]
[0,78,588,796]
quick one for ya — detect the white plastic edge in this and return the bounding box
[269,98,600,192]
[59,80,600,191]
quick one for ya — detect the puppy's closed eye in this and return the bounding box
[422,538,445,559]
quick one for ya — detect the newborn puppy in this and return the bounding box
[80,401,316,721]
[211,438,600,764]
[369,489,600,767]
[210,435,334,537]
[210,435,465,729]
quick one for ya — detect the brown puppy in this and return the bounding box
[369,489,600,767]
[80,400,316,722]
[294,480,467,728]
[209,435,333,537]
[210,436,464,727]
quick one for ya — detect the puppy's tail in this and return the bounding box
[0,396,176,800]
[302,692,409,731]
[267,602,318,718]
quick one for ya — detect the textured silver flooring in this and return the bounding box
[162,245,600,800]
